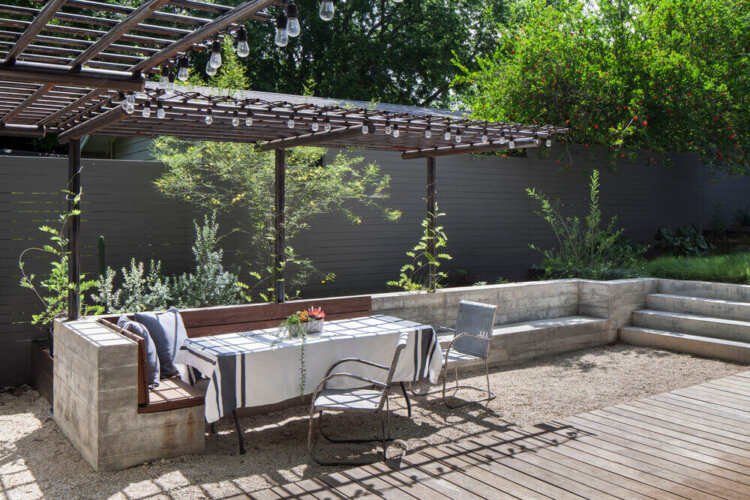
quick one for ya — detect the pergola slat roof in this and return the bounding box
[0,0,566,157]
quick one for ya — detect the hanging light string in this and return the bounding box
[113,88,563,149]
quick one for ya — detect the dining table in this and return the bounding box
[173,314,443,426]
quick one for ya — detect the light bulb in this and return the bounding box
[509,139,515,148]
[319,0,334,21]
[385,123,392,135]
[455,130,462,143]
[177,57,189,81]
[245,115,253,126]
[287,3,301,37]
[546,138,552,147]
[324,120,331,132]
[482,133,489,143]
[205,59,217,76]
[209,39,222,69]
[424,127,432,139]
[156,102,165,119]
[311,120,319,132]
[159,74,169,88]
[392,126,400,138]
[232,113,240,127]
[287,118,295,128]
[204,110,213,125]
[275,14,289,47]
[443,130,451,140]
[361,124,369,134]
[142,104,151,118]
[236,27,250,58]
[122,94,135,114]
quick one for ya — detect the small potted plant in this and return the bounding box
[280,306,326,338]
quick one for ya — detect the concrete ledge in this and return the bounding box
[619,326,750,364]
[633,310,750,343]
[647,293,750,322]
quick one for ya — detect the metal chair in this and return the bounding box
[413,301,498,408]
[307,331,409,466]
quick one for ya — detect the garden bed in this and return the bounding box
[1,343,745,499]
[646,252,750,284]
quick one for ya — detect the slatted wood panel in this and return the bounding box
[251,372,750,499]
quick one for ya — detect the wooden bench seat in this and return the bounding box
[99,295,372,414]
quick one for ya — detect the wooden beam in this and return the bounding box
[0,60,144,91]
[0,123,46,137]
[57,105,128,143]
[37,88,106,126]
[70,0,169,69]
[273,148,285,304]
[67,138,81,321]
[400,138,538,160]
[256,123,374,151]
[131,0,277,73]
[0,83,53,123]
[3,0,67,64]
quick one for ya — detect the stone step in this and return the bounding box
[440,316,611,368]
[659,279,750,303]
[632,309,750,343]
[647,293,750,322]
[619,326,750,364]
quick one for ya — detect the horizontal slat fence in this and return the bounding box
[1,147,748,385]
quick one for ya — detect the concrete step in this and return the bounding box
[619,326,750,364]
[647,293,750,322]
[439,316,610,369]
[633,309,750,343]
[659,279,750,303]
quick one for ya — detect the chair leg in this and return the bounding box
[400,382,412,418]
[233,409,246,455]
[310,409,395,467]
[442,359,496,409]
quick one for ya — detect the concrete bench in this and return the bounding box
[438,315,610,369]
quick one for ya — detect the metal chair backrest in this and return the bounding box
[452,301,498,359]
[378,331,410,410]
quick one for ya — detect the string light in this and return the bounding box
[235,26,250,58]
[287,115,295,128]
[156,101,165,119]
[508,137,515,148]
[232,109,240,127]
[546,138,552,147]
[204,108,213,125]
[311,117,319,131]
[481,126,489,143]
[121,93,135,114]
[455,128,462,143]
[287,2,301,37]
[209,38,222,69]
[361,122,369,134]
[424,120,432,139]
[275,13,289,47]
[177,57,189,81]
[141,100,152,118]
[392,123,400,138]
[443,123,451,141]
[319,0,334,21]
[205,58,217,76]
[384,119,392,135]
[245,109,253,126]
[324,116,331,132]
[158,66,170,88]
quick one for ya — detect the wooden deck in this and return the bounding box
[251,372,750,499]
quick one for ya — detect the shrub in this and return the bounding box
[646,253,750,284]
[527,170,647,279]
[655,225,714,256]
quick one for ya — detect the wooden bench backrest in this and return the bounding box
[180,296,372,337]
[98,296,372,410]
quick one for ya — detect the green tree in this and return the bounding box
[457,0,749,174]
[152,140,400,300]
[189,0,508,107]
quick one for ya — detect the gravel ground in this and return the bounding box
[1,344,746,499]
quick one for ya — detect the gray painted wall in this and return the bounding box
[2,147,749,385]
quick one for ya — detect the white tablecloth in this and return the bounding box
[174,315,442,423]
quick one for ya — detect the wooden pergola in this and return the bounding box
[0,0,567,318]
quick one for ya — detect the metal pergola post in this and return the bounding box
[426,156,437,291]
[67,138,81,320]
[273,148,285,304]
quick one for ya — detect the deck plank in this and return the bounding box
[252,371,750,499]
